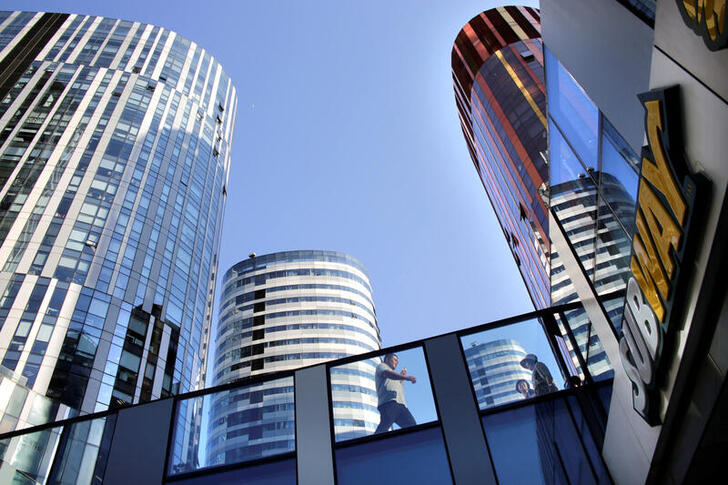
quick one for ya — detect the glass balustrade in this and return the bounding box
[0,305,612,484]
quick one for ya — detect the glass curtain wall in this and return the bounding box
[545,46,640,380]
[0,12,237,429]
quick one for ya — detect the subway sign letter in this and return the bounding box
[619,87,698,425]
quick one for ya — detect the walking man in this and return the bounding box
[374,353,417,433]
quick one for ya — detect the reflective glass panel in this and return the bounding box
[545,47,599,170]
[600,119,639,237]
[556,308,613,381]
[335,426,452,485]
[549,119,591,188]
[0,414,114,485]
[48,415,117,485]
[596,290,627,341]
[594,197,633,295]
[167,376,295,476]
[550,125,598,285]
[461,319,569,410]
[0,425,63,483]
[330,347,437,442]
[482,395,610,485]
[172,457,296,485]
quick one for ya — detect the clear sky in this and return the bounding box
[14,0,539,348]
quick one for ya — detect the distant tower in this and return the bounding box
[207,250,381,465]
[464,339,532,408]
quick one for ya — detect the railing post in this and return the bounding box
[295,364,335,485]
[425,334,498,485]
[103,398,175,484]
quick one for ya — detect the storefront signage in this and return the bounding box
[619,87,698,425]
[676,0,728,50]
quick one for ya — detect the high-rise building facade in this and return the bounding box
[207,250,381,465]
[0,11,236,430]
[452,7,617,380]
[452,6,550,310]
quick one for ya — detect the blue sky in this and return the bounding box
[15,0,539,347]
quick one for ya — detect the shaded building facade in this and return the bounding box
[0,11,236,431]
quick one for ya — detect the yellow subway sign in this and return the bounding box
[676,0,728,51]
[619,87,699,425]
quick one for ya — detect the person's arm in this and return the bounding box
[380,368,416,383]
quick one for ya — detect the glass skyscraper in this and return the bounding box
[0,11,237,430]
[207,250,380,466]
[452,6,550,310]
[452,7,623,380]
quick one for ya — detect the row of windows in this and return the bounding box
[215,323,379,356]
[224,268,372,295]
[32,13,235,112]
[222,283,375,311]
[217,309,377,337]
[216,337,378,368]
[233,295,375,320]
[226,251,369,279]
[463,339,523,357]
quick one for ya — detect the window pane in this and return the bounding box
[461,319,569,410]
[330,347,437,442]
[168,375,295,476]
[550,126,599,286]
[335,426,452,485]
[594,196,633,297]
[549,119,591,188]
[555,308,613,381]
[172,457,296,485]
[0,426,63,483]
[48,415,117,485]
[482,396,610,485]
[600,119,639,237]
[545,47,599,170]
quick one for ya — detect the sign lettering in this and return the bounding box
[676,0,728,51]
[619,87,698,425]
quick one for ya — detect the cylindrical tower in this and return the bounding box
[452,6,550,310]
[0,11,237,428]
[464,338,532,408]
[208,250,381,464]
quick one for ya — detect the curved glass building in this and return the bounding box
[0,11,237,429]
[464,338,532,408]
[208,250,381,465]
[452,6,550,310]
[452,7,615,381]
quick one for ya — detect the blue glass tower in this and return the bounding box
[0,11,237,429]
